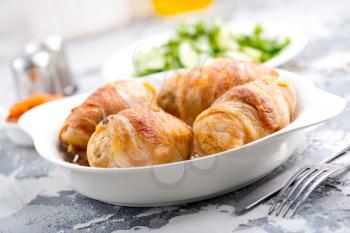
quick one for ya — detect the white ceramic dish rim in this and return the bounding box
[18,69,345,174]
[0,106,13,127]
[102,20,307,81]
[0,105,34,146]
[0,106,25,131]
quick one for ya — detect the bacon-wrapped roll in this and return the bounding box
[87,108,193,168]
[59,80,157,156]
[157,58,278,125]
[193,80,297,156]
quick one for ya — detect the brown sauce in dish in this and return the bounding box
[58,142,90,167]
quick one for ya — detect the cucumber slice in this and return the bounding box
[178,41,200,68]
[195,36,211,53]
[216,27,239,50]
[222,50,253,61]
[241,46,263,61]
[134,48,165,72]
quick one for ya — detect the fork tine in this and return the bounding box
[290,167,344,217]
[281,169,327,217]
[274,168,317,216]
[268,167,310,215]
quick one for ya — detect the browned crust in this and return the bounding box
[157,58,278,125]
[216,80,293,131]
[193,79,297,156]
[119,109,163,145]
[59,80,157,154]
[87,108,193,168]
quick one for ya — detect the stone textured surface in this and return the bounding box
[1,0,350,232]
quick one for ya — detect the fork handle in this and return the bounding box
[330,150,350,170]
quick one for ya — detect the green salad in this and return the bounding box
[134,20,290,77]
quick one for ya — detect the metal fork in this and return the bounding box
[268,161,350,218]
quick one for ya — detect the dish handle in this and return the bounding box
[0,106,8,128]
[289,88,346,131]
[17,106,44,139]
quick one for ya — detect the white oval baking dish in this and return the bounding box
[18,69,345,206]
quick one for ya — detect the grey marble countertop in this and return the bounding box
[1,0,350,232]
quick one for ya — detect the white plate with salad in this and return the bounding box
[102,19,307,81]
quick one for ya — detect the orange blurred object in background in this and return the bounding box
[152,0,213,16]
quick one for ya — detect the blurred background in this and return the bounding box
[0,0,216,66]
[0,0,346,107]
[0,0,218,106]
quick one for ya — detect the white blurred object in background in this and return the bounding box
[0,0,153,61]
[27,0,131,39]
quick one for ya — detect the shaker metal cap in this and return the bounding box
[12,36,77,99]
